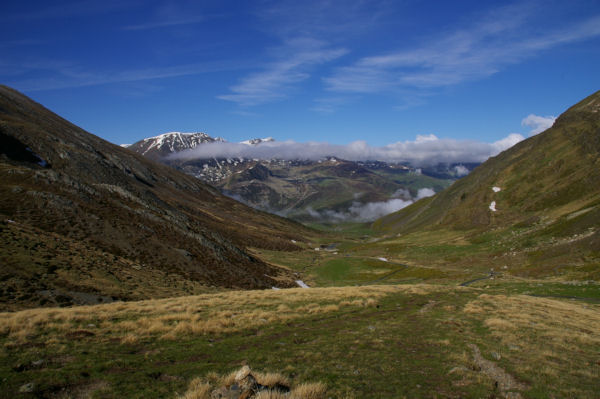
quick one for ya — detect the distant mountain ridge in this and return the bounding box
[128,132,476,221]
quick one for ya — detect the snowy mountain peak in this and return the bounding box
[240,137,275,145]
[128,131,224,159]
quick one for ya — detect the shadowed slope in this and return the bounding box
[0,85,311,310]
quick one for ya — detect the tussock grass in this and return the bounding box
[177,367,325,399]
[463,293,600,397]
[0,285,440,345]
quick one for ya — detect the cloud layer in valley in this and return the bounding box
[307,187,437,222]
[170,133,525,166]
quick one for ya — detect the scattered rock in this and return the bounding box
[19,382,35,393]
[209,366,291,399]
[448,366,469,375]
[419,300,437,313]
[235,366,251,381]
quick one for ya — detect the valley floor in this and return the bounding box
[1,284,599,398]
[1,223,599,398]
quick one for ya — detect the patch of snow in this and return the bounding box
[489,201,497,212]
[291,239,297,243]
[377,257,388,262]
[272,287,281,290]
[314,248,320,251]
[6,219,15,223]
[296,280,310,288]
[492,187,501,193]
[120,144,131,148]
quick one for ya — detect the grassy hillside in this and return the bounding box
[1,284,598,398]
[0,85,316,310]
[373,90,600,277]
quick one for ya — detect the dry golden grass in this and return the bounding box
[254,391,287,399]
[179,378,211,399]
[254,372,290,387]
[176,367,325,399]
[0,284,442,345]
[289,382,327,399]
[463,293,600,397]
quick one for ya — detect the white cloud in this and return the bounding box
[306,186,437,222]
[218,38,347,106]
[172,133,522,166]
[521,114,556,136]
[453,165,470,177]
[348,199,414,222]
[491,133,525,154]
[416,188,435,200]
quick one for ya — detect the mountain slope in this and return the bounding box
[126,132,224,160]
[0,85,309,310]
[374,90,600,277]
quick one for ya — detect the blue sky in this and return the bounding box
[2,0,600,151]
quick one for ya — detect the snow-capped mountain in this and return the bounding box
[127,131,477,221]
[240,137,275,145]
[127,132,225,160]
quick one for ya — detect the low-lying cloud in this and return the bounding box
[521,114,556,136]
[307,187,436,222]
[453,164,470,177]
[170,133,525,166]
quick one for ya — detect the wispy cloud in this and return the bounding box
[123,16,205,31]
[218,38,347,106]
[5,0,137,21]
[324,6,600,94]
[0,39,45,48]
[258,0,390,39]
[170,133,524,166]
[217,0,389,108]
[8,61,245,92]
[521,114,556,135]
[310,96,356,113]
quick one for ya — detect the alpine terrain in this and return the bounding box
[374,89,600,278]
[0,85,310,311]
[128,133,475,221]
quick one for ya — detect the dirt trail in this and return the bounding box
[469,343,528,398]
[459,272,495,286]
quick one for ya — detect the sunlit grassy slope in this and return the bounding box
[371,90,600,278]
[1,284,598,398]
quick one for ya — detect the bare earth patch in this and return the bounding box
[469,344,527,398]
